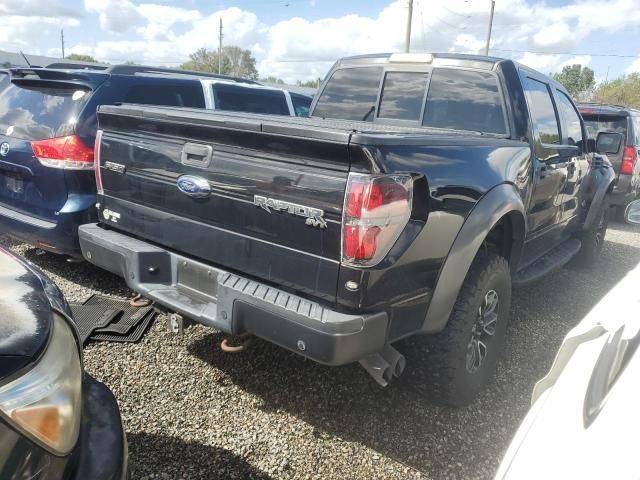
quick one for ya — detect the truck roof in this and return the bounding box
[577,103,639,116]
[336,52,506,69]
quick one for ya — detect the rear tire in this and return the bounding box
[575,204,609,267]
[614,205,626,223]
[423,252,511,407]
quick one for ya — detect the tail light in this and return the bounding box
[94,130,104,195]
[31,135,94,170]
[342,173,413,266]
[621,146,637,175]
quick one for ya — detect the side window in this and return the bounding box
[313,67,383,122]
[634,115,640,145]
[522,77,560,157]
[124,84,205,108]
[291,93,312,117]
[422,68,506,134]
[213,83,289,115]
[378,71,428,121]
[556,90,584,151]
[213,84,290,115]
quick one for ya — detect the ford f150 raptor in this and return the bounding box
[78,53,615,405]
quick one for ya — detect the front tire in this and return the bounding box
[424,252,511,407]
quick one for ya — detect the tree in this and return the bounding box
[593,73,640,108]
[180,46,258,80]
[551,64,595,100]
[65,53,99,63]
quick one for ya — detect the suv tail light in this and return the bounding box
[94,130,104,195]
[621,146,638,175]
[31,135,94,170]
[342,173,413,266]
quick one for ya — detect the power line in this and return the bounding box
[490,48,639,59]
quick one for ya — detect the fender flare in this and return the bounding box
[583,159,615,230]
[421,183,526,334]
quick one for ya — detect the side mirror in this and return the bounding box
[596,131,624,155]
[625,199,640,225]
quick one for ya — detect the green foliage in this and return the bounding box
[65,53,99,63]
[297,78,321,88]
[181,46,258,80]
[551,64,595,99]
[260,76,285,84]
[593,73,640,108]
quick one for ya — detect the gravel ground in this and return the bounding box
[2,221,640,480]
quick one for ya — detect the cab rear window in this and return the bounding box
[0,80,90,140]
[423,68,506,134]
[313,65,506,134]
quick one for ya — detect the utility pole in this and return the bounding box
[218,17,223,74]
[61,29,65,58]
[484,0,495,56]
[404,0,413,53]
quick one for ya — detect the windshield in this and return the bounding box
[0,79,90,141]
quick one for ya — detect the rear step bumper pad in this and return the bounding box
[78,223,388,366]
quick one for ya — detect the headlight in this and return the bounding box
[0,313,82,455]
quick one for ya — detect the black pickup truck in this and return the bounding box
[79,53,615,405]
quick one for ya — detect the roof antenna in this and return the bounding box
[19,51,32,67]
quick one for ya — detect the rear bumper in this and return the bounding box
[73,374,127,480]
[0,196,96,257]
[79,223,388,366]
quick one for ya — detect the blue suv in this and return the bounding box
[0,64,311,258]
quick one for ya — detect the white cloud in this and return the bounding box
[0,16,80,53]
[533,22,573,49]
[85,0,145,33]
[0,0,81,18]
[627,57,640,74]
[56,0,640,83]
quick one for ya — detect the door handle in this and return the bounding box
[181,143,213,168]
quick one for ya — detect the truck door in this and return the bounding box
[520,74,568,265]
[554,89,591,226]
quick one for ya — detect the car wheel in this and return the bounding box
[423,252,511,407]
[576,204,609,267]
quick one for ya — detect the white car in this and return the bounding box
[495,199,640,480]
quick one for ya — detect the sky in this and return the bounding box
[1,0,640,84]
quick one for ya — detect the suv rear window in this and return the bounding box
[582,114,628,141]
[213,83,289,115]
[0,79,91,140]
[423,68,506,134]
[125,84,205,108]
[313,66,383,122]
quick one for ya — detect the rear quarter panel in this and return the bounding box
[341,136,532,340]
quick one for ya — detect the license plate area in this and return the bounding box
[5,173,24,194]
[176,259,219,301]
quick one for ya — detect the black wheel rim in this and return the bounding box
[466,290,499,374]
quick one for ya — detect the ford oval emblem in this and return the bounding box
[176,175,211,198]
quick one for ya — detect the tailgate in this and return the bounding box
[97,106,354,303]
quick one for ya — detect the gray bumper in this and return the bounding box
[79,223,388,365]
